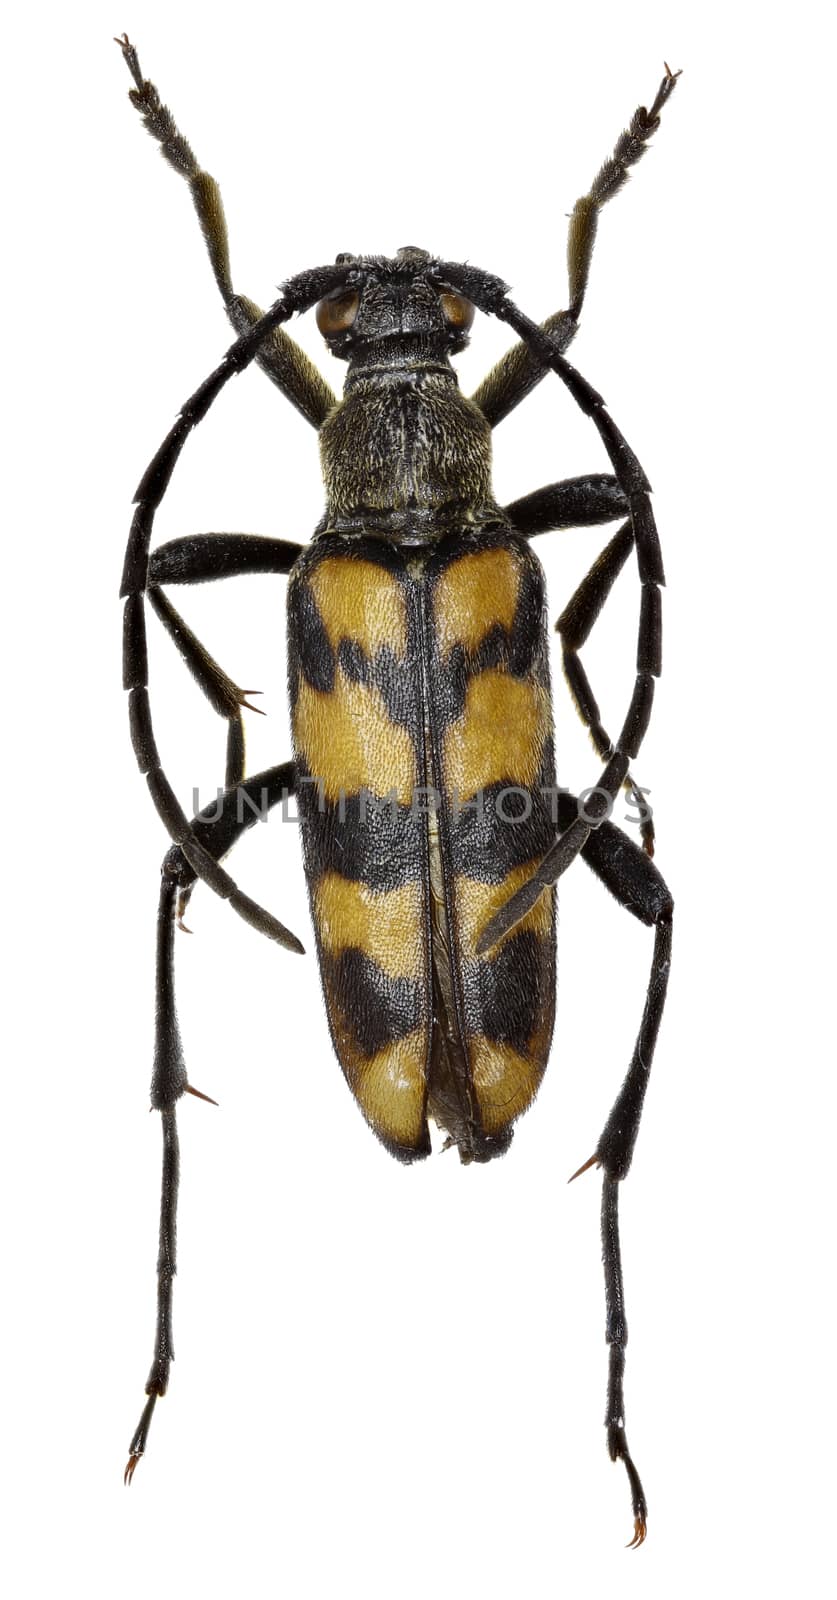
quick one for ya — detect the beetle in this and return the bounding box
[116,36,678,1545]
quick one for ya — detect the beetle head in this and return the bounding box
[315,247,475,361]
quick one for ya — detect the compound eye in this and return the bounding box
[316,289,360,337]
[439,291,475,333]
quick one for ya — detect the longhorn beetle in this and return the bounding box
[116,36,678,1546]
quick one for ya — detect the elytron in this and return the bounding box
[116,36,678,1545]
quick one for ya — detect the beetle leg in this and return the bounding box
[115,34,336,428]
[565,67,681,324]
[147,585,263,787]
[505,483,652,848]
[555,521,655,854]
[124,871,185,1486]
[125,763,297,1482]
[567,804,674,1544]
[569,805,673,1177]
[470,67,680,428]
[505,473,628,536]
[161,762,298,912]
[124,578,303,949]
[145,534,302,783]
[148,533,303,587]
[470,306,580,428]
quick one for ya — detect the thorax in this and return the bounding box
[318,363,494,522]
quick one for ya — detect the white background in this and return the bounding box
[3,1,834,1594]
